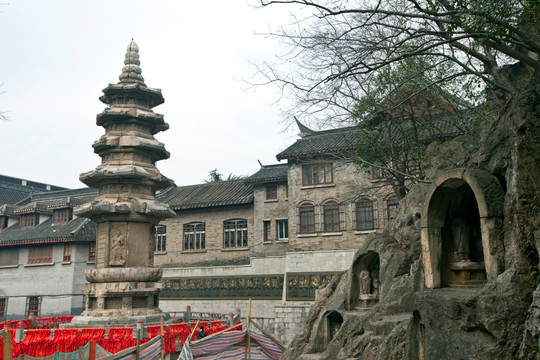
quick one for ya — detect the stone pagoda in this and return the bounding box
[73,41,175,324]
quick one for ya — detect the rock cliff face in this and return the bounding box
[282,67,540,359]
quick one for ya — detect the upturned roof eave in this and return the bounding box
[276,147,357,161]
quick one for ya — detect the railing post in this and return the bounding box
[2,330,12,360]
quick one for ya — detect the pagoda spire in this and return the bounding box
[118,41,145,85]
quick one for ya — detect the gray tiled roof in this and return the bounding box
[0,175,68,205]
[245,164,288,184]
[0,217,95,246]
[276,126,359,160]
[157,180,253,210]
[276,109,474,161]
[0,187,98,246]
[17,188,98,209]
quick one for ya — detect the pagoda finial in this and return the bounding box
[118,41,145,85]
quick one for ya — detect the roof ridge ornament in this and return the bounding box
[294,117,315,138]
[118,41,146,85]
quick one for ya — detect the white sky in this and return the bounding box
[0,1,303,188]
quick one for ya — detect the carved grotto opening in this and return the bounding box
[348,250,380,309]
[421,169,505,288]
[324,311,343,348]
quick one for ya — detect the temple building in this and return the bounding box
[0,182,97,319]
[0,41,428,344]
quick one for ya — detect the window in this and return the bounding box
[263,221,271,242]
[355,199,376,230]
[26,296,40,317]
[0,216,8,230]
[298,203,315,234]
[223,219,248,248]
[0,247,19,266]
[386,197,399,221]
[63,243,72,262]
[323,201,341,232]
[0,298,6,320]
[154,225,167,252]
[265,185,277,200]
[53,208,72,225]
[183,222,206,251]
[20,213,39,229]
[88,242,96,262]
[276,220,289,240]
[302,163,333,186]
[27,245,53,264]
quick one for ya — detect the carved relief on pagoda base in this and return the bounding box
[109,223,127,266]
[79,281,162,317]
[86,267,162,283]
[94,222,154,269]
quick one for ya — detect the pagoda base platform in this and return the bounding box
[63,313,180,328]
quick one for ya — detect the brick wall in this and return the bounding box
[154,204,254,267]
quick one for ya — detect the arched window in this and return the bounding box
[223,219,248,248]
[298,203,315,234]
[323,201,341,232]
[355,199,376,230]
[183,222,205,250]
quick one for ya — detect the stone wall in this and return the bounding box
[160,249,356,344]
[154,204,254,267]
[252,183,290,257]
[287,159,393,251]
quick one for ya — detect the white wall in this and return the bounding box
[0,242,94,320]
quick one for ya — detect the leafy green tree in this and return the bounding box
[205,169,244,182]
[206,169,224,182]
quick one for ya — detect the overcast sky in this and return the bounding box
[0,1,304,189]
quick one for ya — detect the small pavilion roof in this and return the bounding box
[245,164,288,185]
[276,123,359,161]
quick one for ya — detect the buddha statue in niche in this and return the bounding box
[451,217,471,263]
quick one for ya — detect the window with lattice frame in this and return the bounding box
[223,219,248,248]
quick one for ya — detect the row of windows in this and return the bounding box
[153,197,399,251]
[154,219,250,253]
[0,243,96,266]
[0,296,40,320]
[0,208,74,232]
[297,198,399,234]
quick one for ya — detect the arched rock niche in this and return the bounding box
[349,251,380,309]
[323,311,343,348]
[421,168,505,288]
